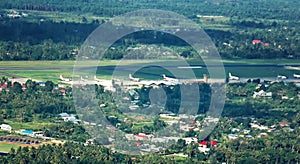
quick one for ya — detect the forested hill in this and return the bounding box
[0,0,299,60]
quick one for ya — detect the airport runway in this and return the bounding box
[0,64,300,82]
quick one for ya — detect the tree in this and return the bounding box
[44,81,54,92]
[11,82,22,93]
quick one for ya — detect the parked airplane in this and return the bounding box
[59,75,71,82]
[94,75,102,82]
[162,74,179,82]
[293,74,300,78]
[129,74,140,82]
[228,72,239,80]
[80,76,87,82]
[277,75,287,79]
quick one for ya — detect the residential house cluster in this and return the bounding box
[59,113,81,124]
[252,39,271,47]
[0,83,27,92]
[253,90,272,98]
[6,10,28,18]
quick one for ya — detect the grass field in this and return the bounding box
[0,59,300,82]
[0,142,21,152]
[4,9,108,24]
[4,119,57,131]
[0,142,39,153]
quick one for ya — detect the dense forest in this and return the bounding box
[0,0,300,60]
[1,0,300,20]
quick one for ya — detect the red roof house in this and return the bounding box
[210,141,218,147]
[252,40,262,45]
[135,142,141,148]
[22,84,27,90]
[134,134,148,140]
[0,84,8,89]
[199,141,208,148]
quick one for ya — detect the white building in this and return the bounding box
[253,90,272,98]
[182,137,198,144]
[0,124,12,132]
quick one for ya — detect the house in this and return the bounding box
[228,134,238,139]
[243,129,251,134]
[0,124,12,132]
[252,40,262,45]
[60,89,66,95]
[135,142,141,148]
[257,133,268,138]
[189,120,196,124]
[37,82,45,87]
[58,84,65,88]
[160,114,180,120]
[59,113,69,117]
[134,133,148,140]
[0,84,8,91]
[279,122,289,127]
[182,137,198,144]
[180,124,195,131]
[250,123,269,130]
[63,116,80,123]
[83,121,90,125]
[210,141,217,147]
[231,128,240,133]
[203,116,219,123]
[21,84,26,90]
[198,146,210,154]
[125,134,134,140]
[199,141,208,148]
[253,90,272,98]
[33,131,45,137]
[86,138,95,144]
[60,114,81,124]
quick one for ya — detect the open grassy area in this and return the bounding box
[4,119,56,131]
[0,142,21,152]
[0,59,300,82]
[0,142,40,153]
[4,9,108,24]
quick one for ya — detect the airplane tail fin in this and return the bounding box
[229,72,232,77]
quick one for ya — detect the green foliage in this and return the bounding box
[0,0,300,60]
[0,80,75,121]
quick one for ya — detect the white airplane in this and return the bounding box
[293,74,300,78]
[228,72,239,80]
[94,75,102,82]
[162,74,179,82]
[59,75,71,82]
[80,76,87,82]
[129,74,140,82]
[277,75,287,79]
